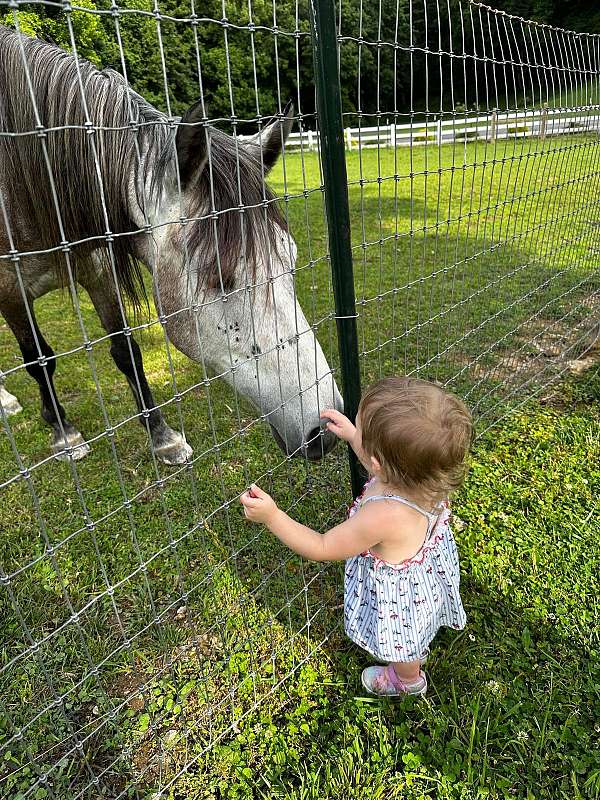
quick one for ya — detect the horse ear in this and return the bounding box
[175,99,208,188]
[242,100,295,173]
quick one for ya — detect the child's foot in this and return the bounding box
[361,665,427,697]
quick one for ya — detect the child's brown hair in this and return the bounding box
[358,376,473,500]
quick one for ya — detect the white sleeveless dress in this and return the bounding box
[344,480,467,662]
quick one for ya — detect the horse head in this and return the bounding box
[143,101,343,460]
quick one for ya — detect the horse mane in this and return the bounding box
[153,126,288,293]
[0,25,286,306]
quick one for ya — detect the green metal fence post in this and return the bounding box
[309,0,365,498]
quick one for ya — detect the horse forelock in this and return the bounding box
[153,125,288,295]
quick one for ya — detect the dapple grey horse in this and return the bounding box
[0,25,342,463]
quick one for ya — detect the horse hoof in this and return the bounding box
[154,431,193,465]
[53,431,91,461]
[0,386,22,416]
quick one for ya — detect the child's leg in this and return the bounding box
[391,659,421,683]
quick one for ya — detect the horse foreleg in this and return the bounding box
[81,272,192,465]
[109,331,193,464]
[0,381,22,416]
[0,297,90,460]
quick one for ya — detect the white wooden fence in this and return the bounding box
[287,107,600,151]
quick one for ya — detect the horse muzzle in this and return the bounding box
[269,422,339,461]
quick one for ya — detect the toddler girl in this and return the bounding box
[240,376,473,697]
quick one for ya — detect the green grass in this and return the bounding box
[0,134,599,799]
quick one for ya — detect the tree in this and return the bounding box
[2,0,598,129]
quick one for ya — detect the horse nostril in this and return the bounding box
[307,426,321,445]
[304,425,337,461]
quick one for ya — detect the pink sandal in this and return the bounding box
[361,665,427,697]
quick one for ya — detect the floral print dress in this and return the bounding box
[344,480,467,662]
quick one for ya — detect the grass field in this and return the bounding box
[1,132,599,799]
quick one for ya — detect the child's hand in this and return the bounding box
[240,484,279,526]
[320,409,356,443]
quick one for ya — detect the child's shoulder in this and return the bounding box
[357,493,428,532]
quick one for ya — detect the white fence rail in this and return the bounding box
[287,107,600,151]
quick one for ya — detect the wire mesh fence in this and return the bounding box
[336,0,600,425]
[0,0,598,797]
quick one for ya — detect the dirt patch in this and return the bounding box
[457,292,599,388]
[566,346,600,376]
[111,670,150,711]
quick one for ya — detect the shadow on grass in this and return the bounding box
[0,217,598,798]
[2,370,598,799]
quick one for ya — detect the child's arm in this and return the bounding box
[240,484,382,562]
[320,409,371,472]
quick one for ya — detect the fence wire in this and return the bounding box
[0,1,598,798]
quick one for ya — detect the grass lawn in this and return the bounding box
[0,133,599,799]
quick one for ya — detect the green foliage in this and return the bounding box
[1,1,115,66]
[0,0,598,794]
[501,0,599,32]
[1,0,311,118]
[122,369,598,800]
[2,0,597,122]
[0,9,45,38]
[1,139,598,798]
